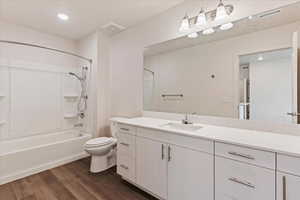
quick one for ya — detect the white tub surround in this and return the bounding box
[111,117,300,200]
[0,131,91,185]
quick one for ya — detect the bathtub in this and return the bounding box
[0,130,92,185]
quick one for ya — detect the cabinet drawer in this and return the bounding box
[278,154,300,176]
[215,157,275,200]
[118,124,136,135]
[215,142,275,169]
[117,154,135,182]
[117,132,135,157]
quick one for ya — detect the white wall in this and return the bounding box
[0,21,78,67]
[110,0,300,117]
[77,31,111,137]
[250,57,292,123]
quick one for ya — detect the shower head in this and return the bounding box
[69,72,83,81]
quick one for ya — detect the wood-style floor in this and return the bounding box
[0,158,157,200]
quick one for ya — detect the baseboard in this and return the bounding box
[0,153,89,185]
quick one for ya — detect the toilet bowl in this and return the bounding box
[84,123,118,173]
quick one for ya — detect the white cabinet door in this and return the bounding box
[136,136,167,199]
[277,172,300,200]
[215,157,275,200]
[167,145,214,200]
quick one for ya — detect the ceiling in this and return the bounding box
[145,2,300,57]
[0,0,184,40]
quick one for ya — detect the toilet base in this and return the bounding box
[90,149,116,173]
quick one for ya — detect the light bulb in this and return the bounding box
[215,0,228,21]
[220,22,234,30]
[187,32,199,38]
[179,14,190,32]
[196,9,207,26]
[203,28,215,35]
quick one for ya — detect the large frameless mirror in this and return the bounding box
[143,2,300,124]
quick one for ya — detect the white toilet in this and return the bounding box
[84,123,118,173]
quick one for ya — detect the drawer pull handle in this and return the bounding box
[228,177,255,189]
[120,164,129,170]
[120,142,130,147]
[120,128,130,131]
[283,176,287,200]
[228,151,255,160]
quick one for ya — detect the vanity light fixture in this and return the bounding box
[196,8,207,26]
[188,32,199,38]
[203,28,215,35]
[179,14,190,32]
[215,0,228,21]
[57,13,69,21]
[179,0,234,37]
[220,22,234,30]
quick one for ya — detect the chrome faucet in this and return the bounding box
[182,113,197,124]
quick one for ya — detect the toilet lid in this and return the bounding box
[85,137,114,147]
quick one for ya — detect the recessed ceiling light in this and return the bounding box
[187,32,199,38]
[248,15,253,20]
[258,55,264,61]
[220,22,234,30]
[57,13,69,21]
[203,28,215,35]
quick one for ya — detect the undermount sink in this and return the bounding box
[160,122,203,131]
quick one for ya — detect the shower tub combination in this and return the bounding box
[0,40,94,185]
[0,130,91,185]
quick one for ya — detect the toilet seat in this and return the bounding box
[85,137,116,148]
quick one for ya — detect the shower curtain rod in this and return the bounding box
[0,40,93,63]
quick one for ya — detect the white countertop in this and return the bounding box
[111,117,300,158]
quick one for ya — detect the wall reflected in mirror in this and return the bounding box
[143,2,300,124]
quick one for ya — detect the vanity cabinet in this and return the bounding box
[215,142,276,200]
[277,173,300,200]
[215,157,275,200]
[277,154,300,200]
[136,136,168,199]
[136,135,214,200]
[134,126,214,200]
[116,122,300,200]
[116,125,136,182]
[167,144,213,200]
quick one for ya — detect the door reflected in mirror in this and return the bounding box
[238,48,293,124]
